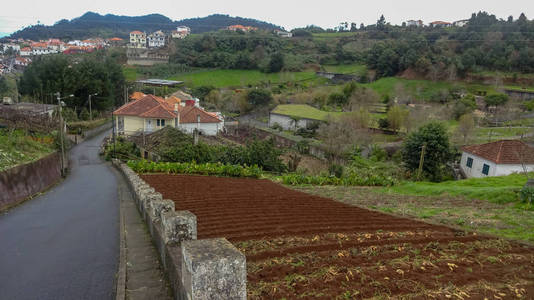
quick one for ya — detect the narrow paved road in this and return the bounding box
[0,130,119,300]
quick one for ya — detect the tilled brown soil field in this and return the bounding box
[142,174,534,299]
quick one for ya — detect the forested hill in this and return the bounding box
[8,12,283,40]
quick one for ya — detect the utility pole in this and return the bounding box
[56,92,73,177]
[88,93,98,121]
[56,92,65,177]
[417,144,426,181]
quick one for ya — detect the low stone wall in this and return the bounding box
[0,152,61,211]
[113,160,246,300]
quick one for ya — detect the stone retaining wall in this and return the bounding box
[0,152,61,211]
[112,160,246,300]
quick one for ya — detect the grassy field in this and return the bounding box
[0,129,56,171]
[168,69,317,88]
[473,127,532,144]
[361,77,496,100]
[385,173,530,204]
[470,70,534,79]
[295,173,534,243]
[271,104,345,121]
[122,66,138,81]
[322,64,367,74]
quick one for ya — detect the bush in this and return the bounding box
[329,164,344,178]
[369,144,388,162]
[247,89,272,106]
[280,169,397,187]
[520,185,534,204]
[104,137,140,161]
[127,160,263,178]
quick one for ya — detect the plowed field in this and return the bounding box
[142,174,534,299]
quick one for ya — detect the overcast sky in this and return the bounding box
[0,0,532,36]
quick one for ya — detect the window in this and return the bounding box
[466,157,473,168]
[156,119,160,127]
[161,119,165,127]
[482,164,490,175]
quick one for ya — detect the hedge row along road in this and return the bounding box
[142,174,534,299]
[0,130,119,300]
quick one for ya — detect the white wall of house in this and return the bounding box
[495,164,534,176]
[460,152,534,178]
[269,113,311,130]
[180,122,221,136]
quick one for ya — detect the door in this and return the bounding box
[146,119,153,132]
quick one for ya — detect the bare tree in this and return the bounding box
[456,113,475,145]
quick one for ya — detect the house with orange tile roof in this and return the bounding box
[227,25,258,32]
[113,94,223,136]
[129,31,147,48]
[429,21,452,28]
[129,92,147,101]
[460,140,534,178]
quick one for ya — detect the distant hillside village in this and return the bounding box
[0,24,294,73]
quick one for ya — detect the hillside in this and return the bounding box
[8,12,282,40]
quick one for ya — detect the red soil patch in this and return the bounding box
[142,174,534,299]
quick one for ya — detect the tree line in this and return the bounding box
[170,11,534,78]
[18,51,125,118]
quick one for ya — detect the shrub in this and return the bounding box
[520,185,534,204]
[104,137,140,161]
[329,164,344,178]
[127,160,263,178]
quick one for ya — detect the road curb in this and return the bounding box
[113,165,127,300]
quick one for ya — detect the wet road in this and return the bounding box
[0,130,119,300]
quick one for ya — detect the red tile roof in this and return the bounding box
[130,31,144,35]
[130,92,146,100]
[114,94,222,123]
[113,94,177,119]
[462,140,534,164]
[179,106,222,124]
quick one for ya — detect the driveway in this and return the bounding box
[0,130,119,300]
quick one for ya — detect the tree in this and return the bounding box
[79,108,90,121]
[247,89,272,106]
[377,15,386,31]
[484,93,509,107]
[456,113,475,144]
[0,77,8,96]
[386,105,408,133]
[402,122,453,181]
[268,53,284,73]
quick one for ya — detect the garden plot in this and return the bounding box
[141,174,534,299]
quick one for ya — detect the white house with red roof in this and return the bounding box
[460,140,534,178]
[113,94,223,136]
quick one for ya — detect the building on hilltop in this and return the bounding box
[129,31,147,48]
[453,19,469,27]
[274,30,293,38]
[406,20,424,27]
[460,140,534,178]
[226,25,258,32]
[429,21,452,28]
[172,26,191,39]
[147,30,166,48]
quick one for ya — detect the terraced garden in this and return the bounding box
[141,174,534,299]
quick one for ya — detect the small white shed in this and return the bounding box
[460,140,534,178]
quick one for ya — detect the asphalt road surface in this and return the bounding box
[0,130,119,300]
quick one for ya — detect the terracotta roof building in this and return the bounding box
[460,140,534,178]
[113,94,223,136]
